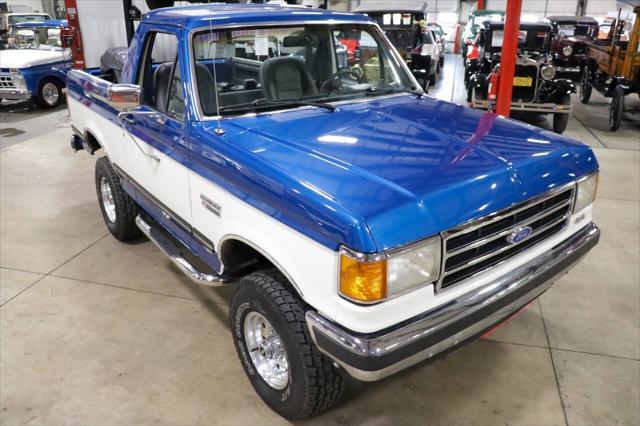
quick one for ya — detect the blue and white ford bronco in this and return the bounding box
[67,4,601,419]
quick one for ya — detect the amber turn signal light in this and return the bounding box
[339,252,387,303]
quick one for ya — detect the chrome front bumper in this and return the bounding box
[0,88,31,100]
[306,223,599,382]
[472,100,573,114]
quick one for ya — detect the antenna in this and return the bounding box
[207,1,225,136]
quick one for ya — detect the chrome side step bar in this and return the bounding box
[135,215,227,287]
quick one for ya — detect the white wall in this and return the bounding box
[6,0,45,13]
[485,0,618,20]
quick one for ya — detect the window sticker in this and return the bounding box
[492,30,504,47]
[255,35,269,57]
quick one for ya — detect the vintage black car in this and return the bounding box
[547,16,599,81]
[465,22,576,134]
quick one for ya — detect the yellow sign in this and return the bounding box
[513,76,533,87]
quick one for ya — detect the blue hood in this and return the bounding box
[206,95,597,252]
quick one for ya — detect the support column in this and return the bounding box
[495,0,522,117]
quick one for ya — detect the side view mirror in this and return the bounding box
[107,84,141,111]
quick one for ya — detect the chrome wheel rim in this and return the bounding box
[42,82,59,106]
[244,312,289,390]
[100,177,116,223]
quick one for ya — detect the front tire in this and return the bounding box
[553,94,571,134]
[579,68,592,104]
[95,157,141,241]
[609,85,624,131]
[230,271,344,420]
[35,78,63,109]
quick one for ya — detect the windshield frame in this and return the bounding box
[187,20,421,121]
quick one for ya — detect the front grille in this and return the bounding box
[512,64,538,103]
[439,185,575,290]
[0,75,16,89]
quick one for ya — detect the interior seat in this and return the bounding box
[261,56,318,101]
[195,63,217,115]
[153,62,173,112]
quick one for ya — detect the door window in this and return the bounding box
[139,31,180,115]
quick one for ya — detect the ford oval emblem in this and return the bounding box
[507,226,533,245]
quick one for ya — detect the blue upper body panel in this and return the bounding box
[76,4,598,254]
[141,4,372,29]
[12,19,68,29]
[194,95,597,252]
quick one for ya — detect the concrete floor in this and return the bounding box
[0,54,639,425]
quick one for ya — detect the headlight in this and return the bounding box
[562,45,573,56]
[541,64,556,80]
[339,236,441,304]
[9,70,26,89]
[574,172,599,212]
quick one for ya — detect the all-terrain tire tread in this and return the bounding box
[239,270,344,419]
[95,157,141,240]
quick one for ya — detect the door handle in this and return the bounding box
[149,113,166,126]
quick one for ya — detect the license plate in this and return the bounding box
[513,76,533,87]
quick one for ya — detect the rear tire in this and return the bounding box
[35,78,63,109]
[579,68,592,104]
[553,94,571,134]
[95,157,141,241]
[230,270,344,420]
[609,85,624,131]
[429,72,437,86]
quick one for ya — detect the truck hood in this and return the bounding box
[219,94,597,252]
[0,49,69,69]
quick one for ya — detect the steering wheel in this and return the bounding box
[320,66,364,93]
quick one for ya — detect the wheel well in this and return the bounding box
[84,131,102,153]
[39,75,65,90]
[220,238,302,297]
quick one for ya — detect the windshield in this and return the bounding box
[490,28,550,52]
[9,27,62,50]
[473,13,503,26]
[192,23,416,116]
[8,14,51,25]
[557,23,597,38]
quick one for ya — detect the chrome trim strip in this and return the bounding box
[306,223,600,382]
[473,100,573,113]
[445,212,570,275]
[437,184,575,292]
[136,215,227,287]
[556,66,581,72]
[447,198,574,256]
[443,183,575,237]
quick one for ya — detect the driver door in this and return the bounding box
[119,28,192,227]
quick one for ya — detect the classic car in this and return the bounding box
[547,15,599,81]
[0,19,71,108]
[461,9,504,60]
[581,6,639,131]
[67,3,600,420]
[465,22,576,134]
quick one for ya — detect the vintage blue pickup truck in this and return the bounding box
[67,4,601,420]
[0,19,70,108]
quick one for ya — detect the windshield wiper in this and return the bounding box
[219,98,336,115]
[363,87,425,97]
